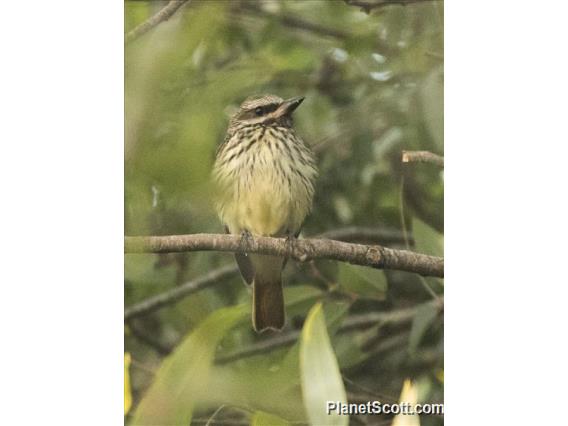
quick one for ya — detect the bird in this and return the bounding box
[212,94,318,332]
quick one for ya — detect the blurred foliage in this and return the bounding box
[125,1,443,425]
[133,304,248,424]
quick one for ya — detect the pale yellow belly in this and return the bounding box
[223,171,305,236]
[215,136,316,237]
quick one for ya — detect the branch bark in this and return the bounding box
[125,233,443,277]
[124,227,415,320]
[402,150,444,167]
[125,0,191,44]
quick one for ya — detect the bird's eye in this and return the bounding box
[254,107,263,116]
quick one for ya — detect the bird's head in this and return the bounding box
[230,94,305,128]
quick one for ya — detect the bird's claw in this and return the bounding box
[239,229,254,252]
[284,231,297,258]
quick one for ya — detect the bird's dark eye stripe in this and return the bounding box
[252,103,278,116]
[265,103,278,113]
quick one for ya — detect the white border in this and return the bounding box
[446,1,568,424]
[0,1,123,424]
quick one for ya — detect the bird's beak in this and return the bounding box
[276,96,305,117]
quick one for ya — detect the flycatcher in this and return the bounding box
[213,94,317,332]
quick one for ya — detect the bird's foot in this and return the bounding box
[284,231,297,258]
[239,229,254,252]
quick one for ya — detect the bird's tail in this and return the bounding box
[251,254,285,332]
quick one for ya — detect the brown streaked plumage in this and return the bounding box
[212,94,317,332]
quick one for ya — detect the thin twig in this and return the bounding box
[364,331,411,358]
[216,331,300,364]
[130,357,157,375]
[126,320,173,355]
[343,375,398,404]
[125,234,444,277]
[400,177,439,300]
[205,405,227,426]
[339,299,442,331]
[399,177,412,250]
[307,260,336,291]
[238,3,349,39]
[125,264,238,320]
[318,226,414,245]
[191,420,249,426]
[215,299,442,364]
[125,0,191,44]
[402,150,444,167]
[426,50,444,60]
[344,0,441,14]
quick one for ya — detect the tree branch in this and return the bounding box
[216,298,442,364]
[124,227,414,320]
[126,320,173,355]
[125,264,238,321]
[402,150,444,167]
[344,0,441,14]
[217,331,299,364]
[125,0,191,44]
[238,3,349,39]
[317,226,414,245]
[125,233,443,278]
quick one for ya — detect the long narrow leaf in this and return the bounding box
[300,302,348,426]
[132,305,248,425]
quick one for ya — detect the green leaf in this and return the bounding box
[185,288,327,423]
[204,362,306,423]
[300,303,348,426]
[338,263,387,301]
[132,305,248,425]
[413,217,444,257]
[421,65,444,149]
[408,302,440,355]
[284,285,323,306]
[250,411,290,426]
